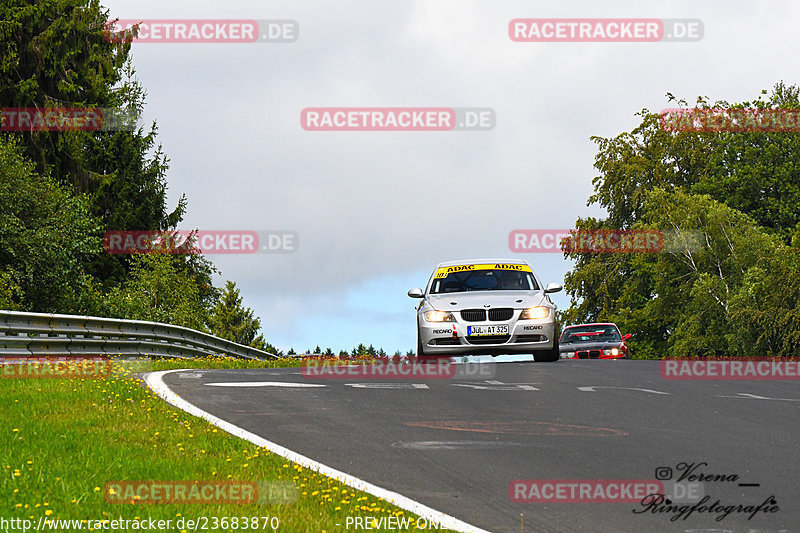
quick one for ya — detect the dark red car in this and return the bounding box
[558,323,632,359]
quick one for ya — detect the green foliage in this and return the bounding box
[0,0,186,290]
[587,83,800,242]
[727,246,800,356]
[103,254,208,331]
[0,1,264,349]
[564,83,800,358]
[209,281,279,354]
[0,137,102,313]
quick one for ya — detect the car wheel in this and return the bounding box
[533,340,559,362]
[416,329,432,362]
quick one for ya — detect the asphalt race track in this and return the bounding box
[159,360,799,533]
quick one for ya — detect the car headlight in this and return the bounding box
[424,310,456,322]
[561,351,575,359]
[603,348,620,356]
[520,307,550,320]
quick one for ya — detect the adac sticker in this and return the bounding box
[435,263,531,278]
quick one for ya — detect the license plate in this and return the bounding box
[467,324,509,336]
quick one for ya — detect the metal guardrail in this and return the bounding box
[0,310,279,360]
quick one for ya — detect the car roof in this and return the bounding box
[564,323,619,328]
[435,258,530,268]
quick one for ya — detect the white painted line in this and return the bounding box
[578,386,669,395]
[206,381,326,388]
[144,370,491,533]
[345,383,429,389]
[452,383,539,391]
[719,393,800,402]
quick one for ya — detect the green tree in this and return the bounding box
[103,254,207,330]
[564,84,800,357]
[641,189,779,357]
[727,244,800,356]
[0,136,101,313]
[208,281,274,352]
[0,0,192,290]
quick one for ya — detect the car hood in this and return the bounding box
[426,291,547,311]
[559,341,621,352]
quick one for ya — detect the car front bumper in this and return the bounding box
[418,314,556,355]
[560,349,627,359]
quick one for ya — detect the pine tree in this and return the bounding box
[208,281,272,350]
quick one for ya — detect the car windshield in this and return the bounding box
[560,325,621,343]
[430,269,539,294]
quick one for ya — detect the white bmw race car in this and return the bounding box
[408,259,562,362]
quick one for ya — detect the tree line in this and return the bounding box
[0,1,276,353]
[560,83,800,358]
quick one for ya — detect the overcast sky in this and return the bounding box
[101,0,798,354]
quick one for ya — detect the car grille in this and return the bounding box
[576,350,602,359]
[460,308,514,322]
[488,308,513,321]
[430,338,460,346]
[460,309,486,322]
[515,335,546,343]
[465,335,510,345]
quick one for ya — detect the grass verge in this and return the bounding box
[1,355,457,532]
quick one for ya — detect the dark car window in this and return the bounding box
[560,325,621,343]
[430,270,539,294]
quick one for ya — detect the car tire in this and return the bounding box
[533,340,560,362]
[417,329,446,363]
[417,329,432,362]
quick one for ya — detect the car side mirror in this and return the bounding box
[622,333,632,341]
[407,288,424,298]
[544,282,563,294]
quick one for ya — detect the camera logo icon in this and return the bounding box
[655,467,673,480]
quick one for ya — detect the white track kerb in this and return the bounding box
[144,370,493,533]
